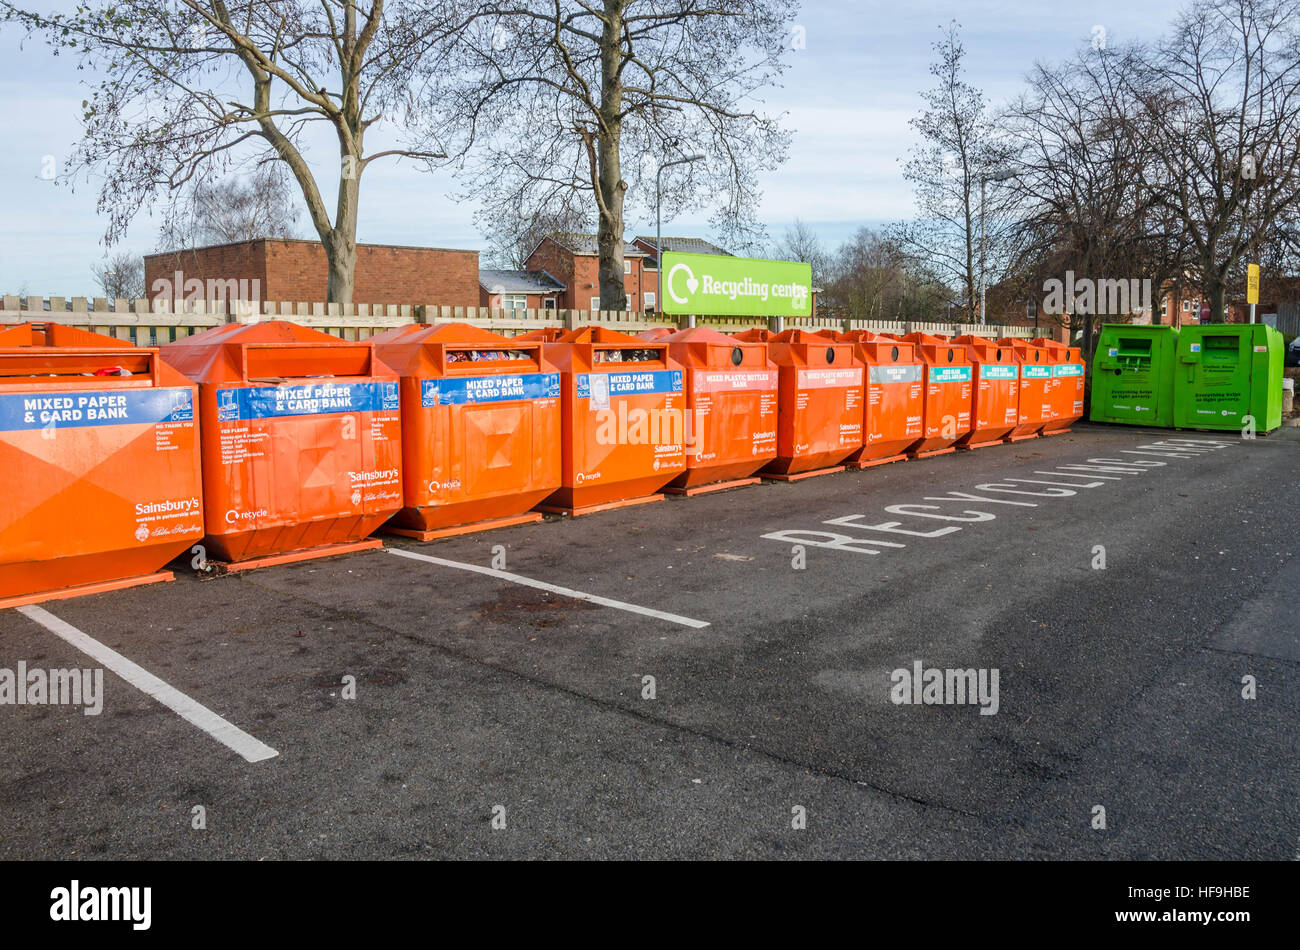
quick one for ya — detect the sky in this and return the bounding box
[0,0,1190,296]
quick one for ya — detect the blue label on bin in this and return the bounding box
[216,381,399,421]
[929,366,972,383]
[981,365,1019,380]
[1022,365,1052,379]
[869,365,923,384]
[1053,363,1085,377]
[576,370,683,399]
[0,386,193,432]
[421,372,560,406]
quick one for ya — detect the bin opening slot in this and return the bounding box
[243,344,372,380]
[592,347,662,364]
[445,346,537,365]
[0,351,156,380]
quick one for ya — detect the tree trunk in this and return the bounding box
[1208,283,1225,324]
[595,0,628,312]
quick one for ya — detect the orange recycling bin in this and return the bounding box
[951,335,1020,449]
[1035,337,1086,435]
[733,329,863,480]
[1001,338,1053,441]
[833,330,925,468]
[0,328,203,607]
[657,326,777,495]
[637,327,676,342]
[163,321,402,570]
[900,333,973,457]
[0,322,140,348]
[370,322,561,539]
[535,326,686,515]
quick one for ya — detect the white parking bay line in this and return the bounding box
[388,548,710,629]
[16,605,279,764]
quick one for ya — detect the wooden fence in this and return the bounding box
[0,295,1041,345]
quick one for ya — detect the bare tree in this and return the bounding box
[1128,0,1300,322]
[1001,43,1190,354]
[770,219,829,288]
[823,228,952,322]
[4,1,472,305]
[435,0,795,310]
[481,207,591,270]
[891,22,1020,320]
[158,164,302,251]
[92,251,145,299]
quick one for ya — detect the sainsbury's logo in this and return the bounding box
[348,469,399,484]
[135,497,201,516]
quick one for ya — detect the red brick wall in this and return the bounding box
[524,239,575,308]
[145,243,268,301]
[144,239,480,306]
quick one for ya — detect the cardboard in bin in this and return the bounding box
[899,332,973,457]
[163,321,402,570]
[371,322,561,539]
[951,334,1019,449]
[832,330,925,468]
[0,334,203,607]
[733,328,863,480]
[1035,337,1086,435]
[657,326,777,494]
[533,326,686,515]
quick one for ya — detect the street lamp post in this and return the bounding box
[656,153,704,323]
[979,169,1015,325]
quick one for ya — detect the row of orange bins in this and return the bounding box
[0,320,1083,609]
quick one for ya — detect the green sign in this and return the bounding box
[659,251,813,317]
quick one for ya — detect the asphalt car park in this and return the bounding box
[1,423,1297,859]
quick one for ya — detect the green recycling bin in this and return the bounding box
[1172,324,1283,433]
[1090,324,1178,427]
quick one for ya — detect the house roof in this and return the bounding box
[479,269,566,294]
[634,236,732,258]
[543,233,647,258]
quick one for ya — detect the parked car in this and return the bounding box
[1286,336,1300,368]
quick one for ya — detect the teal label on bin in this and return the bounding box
[217,381,399,421]
[0,386,193,431]
[870,365,923,384]
[576,370,683,399]
[1053,363,1085,377]
[930,366,972,384]
[981,365,1019,380]
[1022,365,1052,379]
[422,373,560,406]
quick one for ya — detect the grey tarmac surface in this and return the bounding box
[0,422,1296,859]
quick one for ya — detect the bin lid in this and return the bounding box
[162,320,387,383]
[637,327,676,341]
[371,321,518,347]
[662,326,757,345]
[514,326,565,342]
[0,322,137,348]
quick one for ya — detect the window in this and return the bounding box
[543,298,556,310]
[1160,298,1168,317]
[1182,299,1190,312]
[590,296,601,312]
[624,259,632,275]
[500,294,527,312]
[644,292,656,312]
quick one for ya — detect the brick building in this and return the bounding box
[144,238,480,306]
[523,234,654,312]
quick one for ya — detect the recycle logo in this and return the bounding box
[667,262,698,305]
